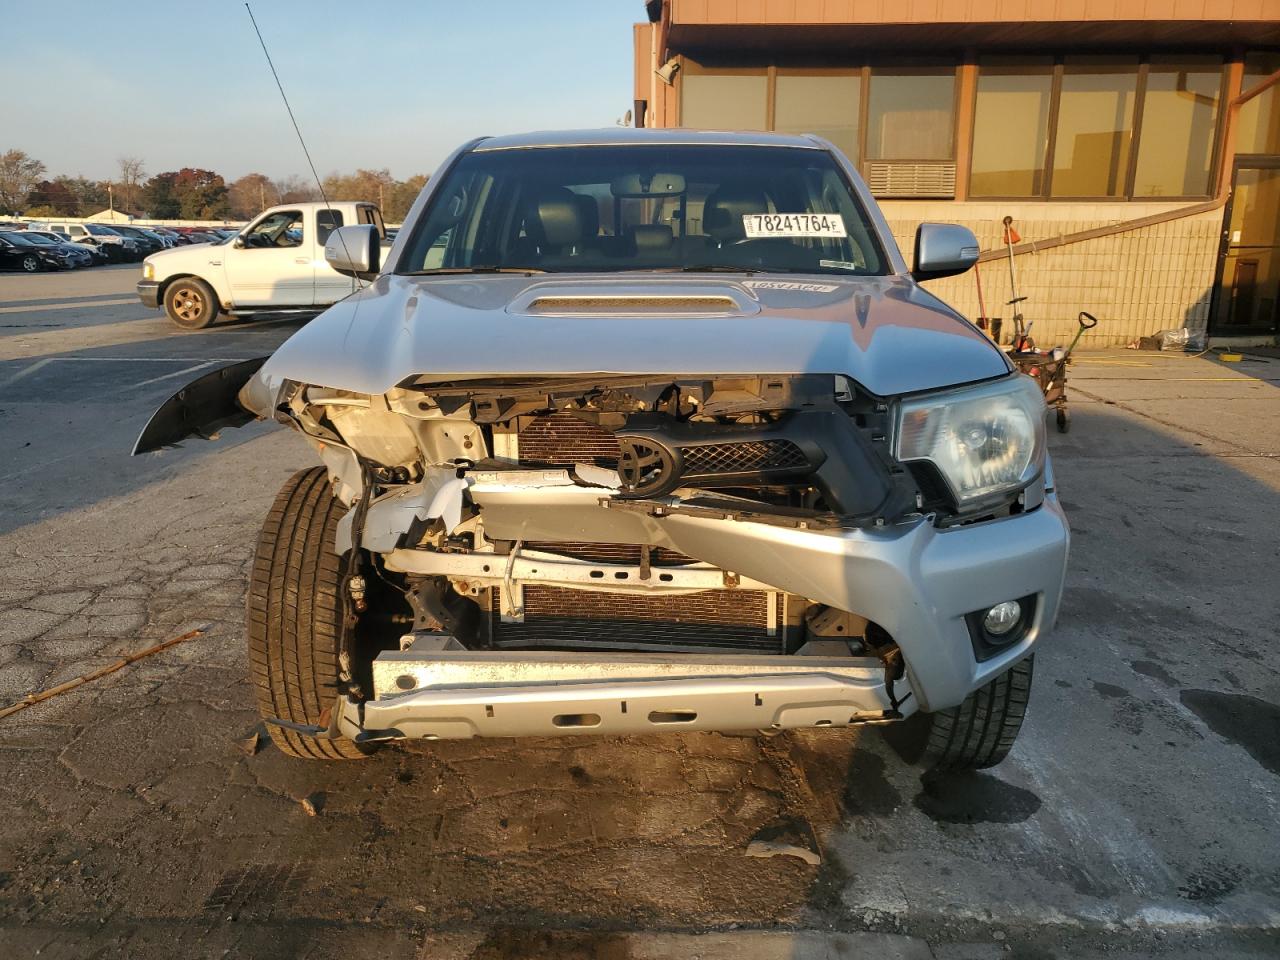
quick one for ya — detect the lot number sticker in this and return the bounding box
[742,213,845,238]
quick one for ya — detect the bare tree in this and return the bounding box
[0,149,47,214]
[273,174,319,204]
[227,173,279,219]
[117,156,146,214]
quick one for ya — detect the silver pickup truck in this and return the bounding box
[135,129,1069,769]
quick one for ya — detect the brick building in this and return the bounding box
[633,1,1280,346]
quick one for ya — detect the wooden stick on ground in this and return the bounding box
[0,626,207,721]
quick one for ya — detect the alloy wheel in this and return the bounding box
[171,286,205,324]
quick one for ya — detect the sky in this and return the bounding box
[1,0,641,184]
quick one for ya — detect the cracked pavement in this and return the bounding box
[0,269,1278,959]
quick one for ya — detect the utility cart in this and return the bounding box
[1006,311,1098,433]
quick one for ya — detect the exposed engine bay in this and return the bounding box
[278,373,934,698]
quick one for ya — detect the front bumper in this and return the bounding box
[137,279,160,309]
[354,650,904,740]
[454,482,1068,711]
[339,490,1069,743]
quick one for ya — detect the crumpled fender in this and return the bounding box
[131,357,269,455]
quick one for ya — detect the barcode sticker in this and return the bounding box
[742,213,846,238]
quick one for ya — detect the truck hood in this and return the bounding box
[146,241,226,275]
[247,272,1010,407]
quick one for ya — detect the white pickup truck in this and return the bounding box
[137,201,386,329]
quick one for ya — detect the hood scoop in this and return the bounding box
[508,281,759,319]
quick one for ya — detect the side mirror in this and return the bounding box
[233,235,246,249]
[912,222,980,282]
[324,224,380,281]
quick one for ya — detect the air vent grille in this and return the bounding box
[682,439,808,474]
[518,413,620,467]
[491,586,779,654]
[866,162,957,198]
[524,541,695,566]
[527,295,738,313]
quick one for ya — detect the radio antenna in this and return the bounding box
[244,2,361,278]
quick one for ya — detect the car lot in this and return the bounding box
[0,266,1278,959]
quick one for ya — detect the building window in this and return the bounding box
[1237,51,1280,156]
[1051,58,1139,198]
[1133,58,1222,198]
[866,69,956,160]
[681,69,767,131]
[971,55,1222,201]
[774,72,862,164]
[970,60,1053,197]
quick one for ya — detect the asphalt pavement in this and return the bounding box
[0,265,1277,959]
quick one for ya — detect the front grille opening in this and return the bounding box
[552,713,602,728]
[490,585,781,654]
[518,412,620,467]
[681,439,808,474]
[524,541,695,566]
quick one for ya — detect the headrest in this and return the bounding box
[703,187,768,242]
[572,193,600,239]
[527,186,585,249]
[631,224,673,253]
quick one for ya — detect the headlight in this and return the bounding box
[142,261,155,280]
[894,374,1045,508]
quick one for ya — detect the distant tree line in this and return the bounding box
[1,149,428,222]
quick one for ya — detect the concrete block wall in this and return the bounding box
[879,200,1223,348]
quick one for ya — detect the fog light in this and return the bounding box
[983,601,1022,636]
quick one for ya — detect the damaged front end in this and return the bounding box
[136,359,1066,744]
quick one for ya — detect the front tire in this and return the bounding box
[21,254,41,273]
[246,467,372,760]
[886,656,1034,771]
[164,277,219,329]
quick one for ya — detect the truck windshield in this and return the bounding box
[398,144,888,277]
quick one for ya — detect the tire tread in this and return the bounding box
[246,467,368,760]
[920,656,1034,771]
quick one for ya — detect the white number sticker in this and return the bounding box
[742,213,846,238]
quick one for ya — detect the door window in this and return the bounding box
[243,211,304,248]
[316,209,343,243]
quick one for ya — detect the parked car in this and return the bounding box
[149,227,185,246]
[12,230,93,268]
[25,230,109,264]
[136,227,175,248]
[0,230,76,271]
[106,225,164,255]
[36,222,141,262]
[137,201,385,328]
[134,130,1069,768]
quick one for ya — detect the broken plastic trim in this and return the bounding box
[131,357,268,454]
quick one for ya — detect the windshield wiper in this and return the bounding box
[403,265,545,276]
[676,265,853,276]
[672,265,765,274]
